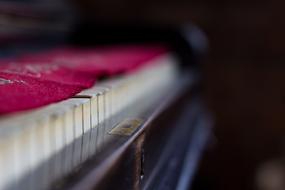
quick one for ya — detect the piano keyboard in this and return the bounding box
[0,54,179,190]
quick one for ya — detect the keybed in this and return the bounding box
[0,54,179,190]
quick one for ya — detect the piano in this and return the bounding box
[0,1,211,190]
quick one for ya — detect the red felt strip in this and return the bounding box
[20,45,168,76]
[0,45,168,114]
[0,62,96,88]
[0,72,83,114]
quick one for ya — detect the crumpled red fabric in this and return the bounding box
[0,72,83,114]
[0,45,168,114]
[20,45,168,75]
[0,62,96,88]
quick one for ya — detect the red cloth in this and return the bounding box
[20,45,168,75]
[0,45,168,114]
[0,62,96,88]
[0,72,82,114]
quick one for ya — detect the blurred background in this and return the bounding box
[1,0,285,189]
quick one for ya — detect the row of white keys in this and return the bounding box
[0,98,92,190]
[75,86,109,154]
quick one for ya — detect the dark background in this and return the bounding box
[185,1,285,190]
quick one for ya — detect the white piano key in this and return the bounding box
[0,134,17,190]
[81,100,91,162]
[13,125,33,190]
[28,121,45,190]
[82,99,91,132]
[63,110,74,175]
[96,92,106,149]
[50,114,65,183]
[104,88,113,133]
[72,102,84,167]
[35,118,51,190]
[88,96,99,157]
